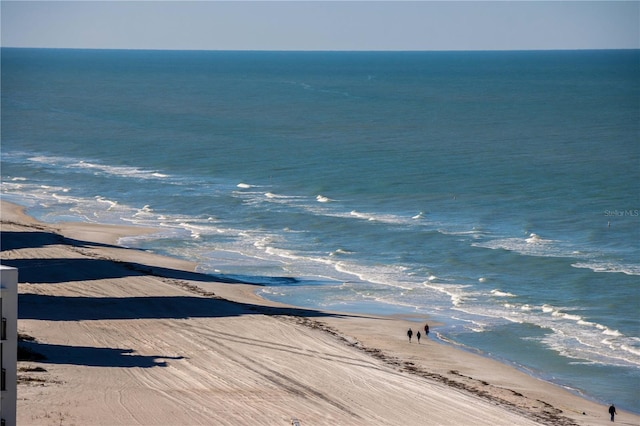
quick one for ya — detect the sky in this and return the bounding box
[1,1,638,51]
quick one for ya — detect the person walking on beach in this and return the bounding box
[407,328,413,343]
[416,331,421,344]
[424,323,429,336]
[609,404,617,422]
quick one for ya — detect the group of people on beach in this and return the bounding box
[406,323,429,344]
[407,324,618,421]
[406,324,622,422]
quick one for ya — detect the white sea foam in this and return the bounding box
[436,227,487,238]
[539,328,640,368]
[558,312,583,322]
[28,155,67,165]
[571,261,640,276]
[601,328,622,337]
[25,153,172,182]
[330,248,354,256]
[475,232,638,278]
[39,184,70,193]
[133,205,154,217]
[346,209,414,225]
[541,305,554,313]
[51,193,82,204]
[316,195,332,203]
[350,210,372,220]
[95,196,118,210]
[467,321,488,333]
[472,234,567,258]
[496,302,639,367]
[310,206,415,226]
[74,161,170,180]
[333,261,415,290]
[232,190,310,208]
[621,344,640,357]
[490,289,516,297]
[176,222,222,239]
[491,306,637,367]
[525,233,549,244]
[422,282,474,308]
[264,192,305,201]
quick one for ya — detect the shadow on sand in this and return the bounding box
[5,227,359,369]
[19,341,184,368]
[1,230,120,251]
[1,230,279,285]
[19,293,344,322]
[2,257,255,285]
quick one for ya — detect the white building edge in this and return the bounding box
[1,265,18,426]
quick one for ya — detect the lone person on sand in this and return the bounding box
[416,331,421,344]
[609,404,617,422]
[424,323,430,335]
[407,328,413,343]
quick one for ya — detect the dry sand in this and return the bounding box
[2,200,637,425]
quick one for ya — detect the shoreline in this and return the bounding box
[2,200,637,425]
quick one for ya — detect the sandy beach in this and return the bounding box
[1,200,636,425]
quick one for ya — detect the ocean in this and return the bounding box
[2,48,639,413]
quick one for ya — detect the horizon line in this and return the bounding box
[2,46,639,53]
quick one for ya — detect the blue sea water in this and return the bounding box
[2,48,639,412]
